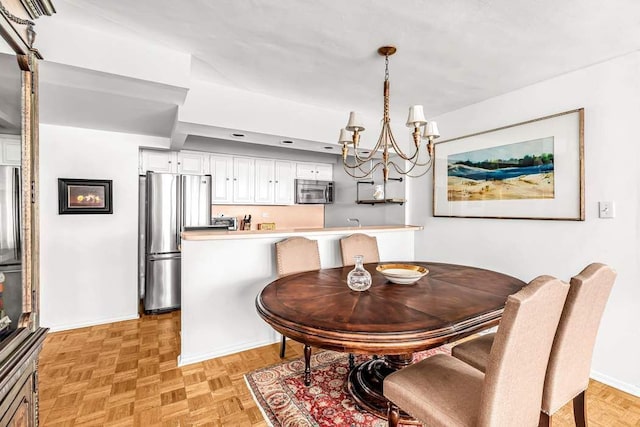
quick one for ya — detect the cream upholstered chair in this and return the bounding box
[275,236,321,358]
[340,233,380,266]
[384,276,569,427]
[451,263,616,427]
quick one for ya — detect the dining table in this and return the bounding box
[255,261,527,423]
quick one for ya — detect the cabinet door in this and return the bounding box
[178,152,208,175]
[141,150,176,173]
[295,162,317,180]
[274,161,294,205]
[233,157,255,204]
[1,138,21,166]
[254,159,275,204]
[210,155,233,203]
[315,163,333,181]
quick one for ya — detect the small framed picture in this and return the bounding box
[58,178,113,214]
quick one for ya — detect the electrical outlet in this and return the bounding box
[598,201,615,219]
[262,212,270,218]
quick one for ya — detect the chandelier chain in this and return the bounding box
[384,54,389,81]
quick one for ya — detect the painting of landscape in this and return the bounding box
[447,137,555,201]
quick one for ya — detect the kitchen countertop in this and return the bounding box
[181,225,423,241]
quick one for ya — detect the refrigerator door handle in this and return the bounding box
[177,175,183,250]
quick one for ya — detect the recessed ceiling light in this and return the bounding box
[281,140,294,144]
[232,133,245,137]
[324,146,334,150]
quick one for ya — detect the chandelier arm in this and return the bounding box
[352,130,386,163]
[342,161,383,179]
[387,129,421,161]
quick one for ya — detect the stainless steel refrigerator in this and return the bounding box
[0,166,21,335]
[141,172,212,313]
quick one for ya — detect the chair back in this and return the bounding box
[542,263,616,414]
[477,276,569,427]
[340,233,380,266]
[275,236,321,277]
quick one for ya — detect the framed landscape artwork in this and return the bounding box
[58,178,113,214]
[433,109,584,220]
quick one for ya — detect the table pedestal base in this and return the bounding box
[347,354,420,424]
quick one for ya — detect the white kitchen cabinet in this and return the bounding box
[233,157,255,204]
[178,151,209,175]
[254,159,275,204]
[274,161,294,205]
[140,150,177,173]
[0,135,20,166]
[210,154,233,203]
[295,162,333,181]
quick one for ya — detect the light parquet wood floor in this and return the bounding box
[39,312,640,426]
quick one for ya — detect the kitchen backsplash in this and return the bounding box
[212,205,324,230]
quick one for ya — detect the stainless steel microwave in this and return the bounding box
[295,179,334,204]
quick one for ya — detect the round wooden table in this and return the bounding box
[256,262,526,422]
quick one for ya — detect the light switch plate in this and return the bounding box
[598,201,615,218]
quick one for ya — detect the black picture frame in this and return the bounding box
[58,178,113,214]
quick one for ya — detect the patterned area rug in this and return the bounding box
[245,346,450,427]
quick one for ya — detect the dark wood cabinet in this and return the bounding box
[0,1,54,426]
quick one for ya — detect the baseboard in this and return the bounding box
[46,313,140,332]
[178,337,279,367]
[590,369,640,397]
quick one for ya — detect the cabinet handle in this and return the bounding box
[234,178,237,181]
[275,180,279,183]
[226,178,230,181]
[269,180,273,183]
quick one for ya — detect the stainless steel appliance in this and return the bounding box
[209,216,237,230]
[0,165,21,335]
[142,172,212,313]
[295,179,334,204]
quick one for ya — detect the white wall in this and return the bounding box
[39,124,168,331]
[408,52,640,395]
[324,161,406,228]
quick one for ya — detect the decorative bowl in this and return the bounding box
[376,264,429,285]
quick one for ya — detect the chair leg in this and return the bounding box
[279,335,286,358]
[573,390,588,427]
[387,402,400,427]
[303,344,312,386]
[538,412,551,427]
[348,353,355,370]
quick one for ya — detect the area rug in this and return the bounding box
[245,346,450,427]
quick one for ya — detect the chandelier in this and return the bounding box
[340,46,440,182]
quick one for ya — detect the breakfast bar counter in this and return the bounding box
[178,225,422,366]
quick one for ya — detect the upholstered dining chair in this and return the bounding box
[451,263,616,427]
[384,275,569,427]
[274,236,321,358]
[340,233,380,266]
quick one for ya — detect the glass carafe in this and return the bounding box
[347,255,372,291]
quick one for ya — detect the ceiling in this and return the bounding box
[6,0,640,145]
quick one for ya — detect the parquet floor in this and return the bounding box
[39,312,640,426]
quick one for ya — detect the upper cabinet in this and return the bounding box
[178,151,209,175]
[232,157,255,203]
[0,136,21,165]
[140,150,177,173]
[274,161,294,205]
[254,159,275,204]
[210,154,233,203]
[141,149,329,205]
[296,162,333,181]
